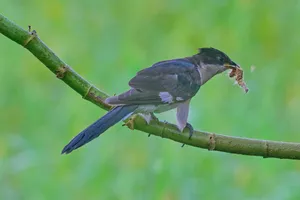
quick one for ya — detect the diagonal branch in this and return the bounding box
[1,14,300,160]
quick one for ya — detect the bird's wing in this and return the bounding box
[106,59,201,105]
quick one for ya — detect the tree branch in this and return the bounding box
[1,14,300,160]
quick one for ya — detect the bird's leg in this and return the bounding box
[176,100,193,147]
[139,113,159,137]
[139,112,159,125]
[150,112,159,122]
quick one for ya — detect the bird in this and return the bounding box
[62,47,239,154]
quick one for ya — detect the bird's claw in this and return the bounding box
[148,113,159,137]
[181,122,194,147]
[185,123,194,139]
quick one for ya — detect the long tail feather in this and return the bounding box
[62,105,138,154]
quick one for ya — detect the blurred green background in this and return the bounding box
[1,0,300,199]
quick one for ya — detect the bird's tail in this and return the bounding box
[61,105,138,154]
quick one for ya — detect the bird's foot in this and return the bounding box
[185,123,194,139]
[140,113,160,137]
[122,114,137,130]
[150,112,159,122]
[181,122,194,147]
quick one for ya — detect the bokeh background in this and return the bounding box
[1,0,300,199]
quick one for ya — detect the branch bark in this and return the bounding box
[1,14,300,160]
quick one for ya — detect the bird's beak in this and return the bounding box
[224,61,240,69]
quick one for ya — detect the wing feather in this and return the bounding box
[106,58,201,105]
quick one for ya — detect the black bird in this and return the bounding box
[62,47,239,154]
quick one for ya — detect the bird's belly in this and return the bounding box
[136,103,179,114]
[154,103,180,113]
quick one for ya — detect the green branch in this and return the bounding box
[1,14,300,160]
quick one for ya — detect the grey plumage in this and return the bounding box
[62,47,239,154]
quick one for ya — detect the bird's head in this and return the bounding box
[192,47,239,85]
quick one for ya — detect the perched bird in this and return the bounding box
[62,47,239,154]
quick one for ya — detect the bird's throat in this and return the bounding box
[197,65,226,85]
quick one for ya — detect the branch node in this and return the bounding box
[263,140,270,158]
[123,115,136,130]
[208,133,216,151]
[56,65,69,79]
[23,26,37,47]
[83,85,93,99]
[87,92,111,109]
